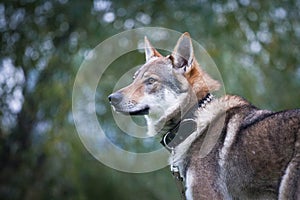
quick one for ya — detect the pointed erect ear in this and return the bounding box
[171,32,194,71]
[144,36,162,62]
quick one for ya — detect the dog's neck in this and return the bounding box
[159,93,214,150]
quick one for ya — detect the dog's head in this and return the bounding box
[108,33,220,135]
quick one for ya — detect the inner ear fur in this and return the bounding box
[171,32,194,72]
[144,36,162,62]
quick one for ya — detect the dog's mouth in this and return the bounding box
[114,106,150,116]
[129,106,150,115]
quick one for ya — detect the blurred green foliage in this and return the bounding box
[0,0,299,199]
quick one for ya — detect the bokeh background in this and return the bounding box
[1,0,300,199]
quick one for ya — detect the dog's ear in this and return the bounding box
[170,32,194,73]
[144,36,162,62]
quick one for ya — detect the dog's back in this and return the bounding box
[186,102,300,199]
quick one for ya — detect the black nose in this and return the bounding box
[108,92,123,105]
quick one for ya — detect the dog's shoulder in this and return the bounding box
[171,95,250,167]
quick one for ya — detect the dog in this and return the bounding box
[108,32,300,200]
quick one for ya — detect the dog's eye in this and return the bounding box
[146,78,156,85]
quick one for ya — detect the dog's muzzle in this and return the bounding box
[108,92,150,115]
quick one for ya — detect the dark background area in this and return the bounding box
[1,0,300,199]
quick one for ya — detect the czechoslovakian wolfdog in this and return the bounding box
[108,33,300,200]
